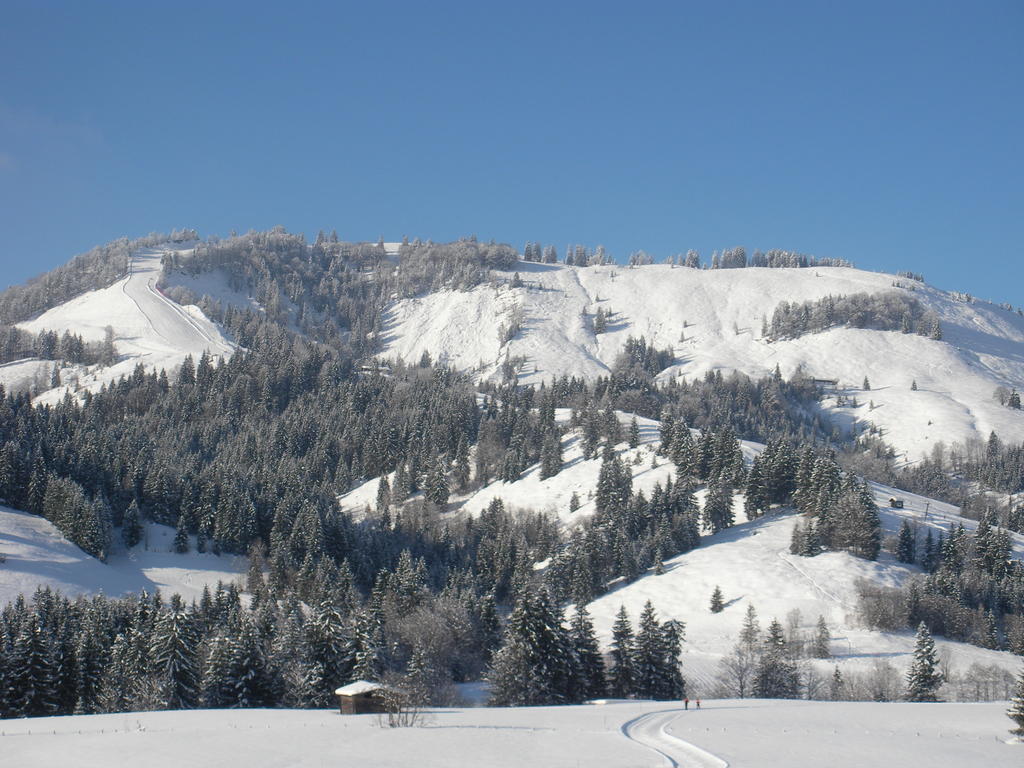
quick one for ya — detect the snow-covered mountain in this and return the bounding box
[7,242,1023,462]
[0,244,236,405]
[382,260,1024,461]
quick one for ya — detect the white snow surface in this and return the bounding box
[0,506,245,606]
[17,245,235,404]
[380,262,1024,460]
[2,700,1019,768]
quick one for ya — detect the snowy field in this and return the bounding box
[0,506,245,607]
[1,700,1018,768]
[380,261,1024,461]
[17,245,235,405]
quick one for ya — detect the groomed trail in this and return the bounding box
[17,245,236,404]
[622,708,728,768]
[121,249,234,358]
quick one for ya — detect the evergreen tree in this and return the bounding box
[539,431,563,480]
[569,607,606,700]
[173,514,190,554]
[122,500,143,548]
[201,633,236,708]
[754,619,799,699]
[231,617,273,707]
[151,607,199,709]
[702,479,734,534]
[424,457,449,508]
[628,417,640,449]
[1008,667,1024,737]
[6,615,57,717]
[905,622,944,702]
[709,586,725,613]
[453,436,471,491]
[488,590,573,706]
[830,666,844,701]
[895,520,916,564]
[609,605,636,698]
[632,601,664,699]
[811,615,831,659]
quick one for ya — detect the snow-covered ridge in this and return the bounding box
[380,261,1024,460]
[4,245,236,404]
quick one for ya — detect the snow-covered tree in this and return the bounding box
[151,607,199,709]
[905,622,944,702]
[1008,667,1024,737]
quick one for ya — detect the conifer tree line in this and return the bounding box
[0,231,197,325]
[767,292,942,342]
[487,597,683,705]
[522,242,851,270]
[0,325,115,368]
[858,510,1024,656]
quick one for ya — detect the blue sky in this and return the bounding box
[1,1,1021,303]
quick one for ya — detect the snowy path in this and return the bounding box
[122,250,234,357]
[622,708,728,768]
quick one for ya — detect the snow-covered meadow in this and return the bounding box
[0,506,245,607]
[2,700,1019,768]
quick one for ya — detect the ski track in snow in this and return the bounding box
[775,550,843,604]
[17,245,236,404]
[622,709,728,768]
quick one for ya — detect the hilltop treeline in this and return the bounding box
[164,230,516,356]
[767,291,942,341]
[0,231,196,325]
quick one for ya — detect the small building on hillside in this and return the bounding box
[889,497,905,509]
[335,680,391,714]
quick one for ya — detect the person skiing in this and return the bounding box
[696,698,701,709]
[684,697,689,710]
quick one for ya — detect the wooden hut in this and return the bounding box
[889,497,904,509]
[335,680,390,714]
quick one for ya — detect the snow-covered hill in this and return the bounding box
[0,506,246,607]
[380,261,1024,460]
[8,245,235,404]
[339,409,1024,687]
[3,700,1019,768]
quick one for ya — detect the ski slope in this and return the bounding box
[17,245,235,404]
[0,506,245,607]
[2,700,1019,768]
[380,261,1024,461]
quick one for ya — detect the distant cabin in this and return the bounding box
[889,497,904,509]
[334,680,391,714]
[813,378,839,387]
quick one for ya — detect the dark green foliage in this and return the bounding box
[488,590,574,706]
[896,520,916,564]
[569,607,607,700]
[710,586,725,613]
[151,608,199,709]
[754,619,799,698]
[609,606,636,698]
[905,622,943,701]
